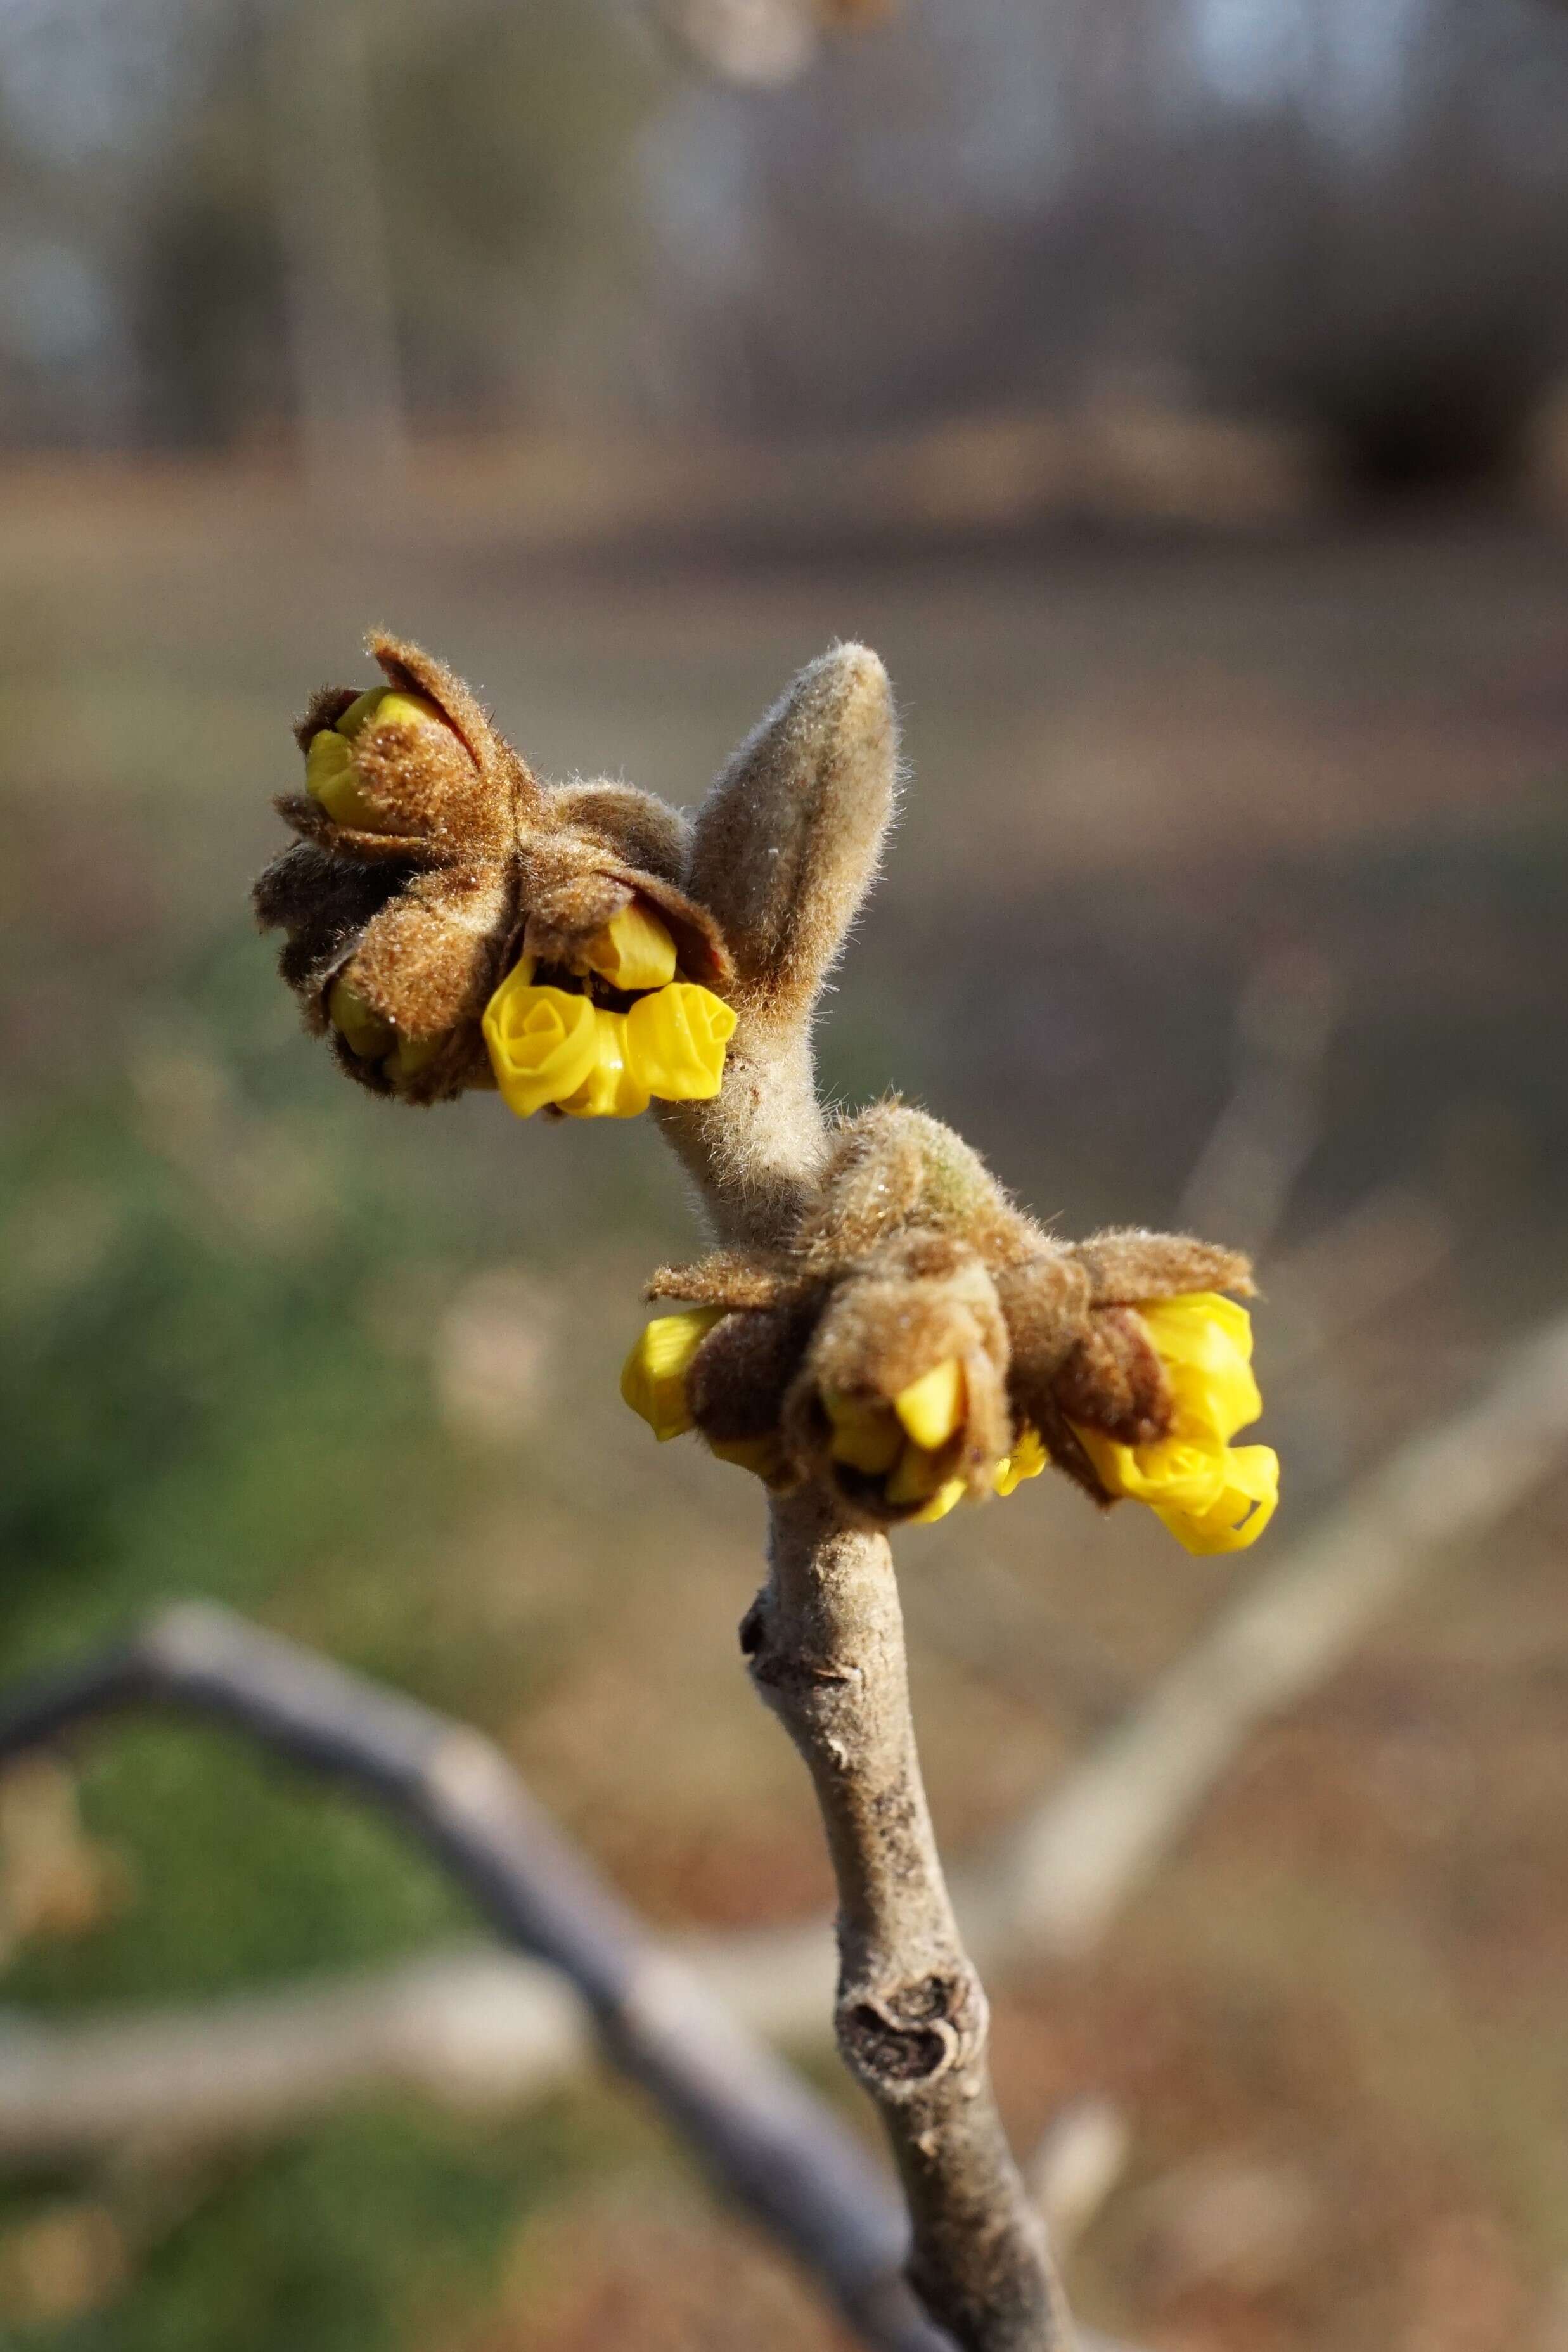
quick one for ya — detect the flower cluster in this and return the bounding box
[482,902,735,1121]
[254,633,735,1111]
[621,1103,1278,1554]
[623,1304,1050,1524]
[256,641,1279,1562]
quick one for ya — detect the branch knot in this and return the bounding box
[837,1967,989,2105]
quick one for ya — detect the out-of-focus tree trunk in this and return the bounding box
[266,0,406,497]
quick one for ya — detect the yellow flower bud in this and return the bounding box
[385,1033,443,1083]
[333,688,390,738]
[335,686,445,740]
[624,984,736,1103]
[894,1358,965,1451]
[582,901,678,994]
[305,729,387,831]
[620,1308,725,1441]
[482,963,600,1118]
[557,1009,653,1121]
[994,1424,1049,1496]
[1072,1292,1277,1553]
[822,1389,904,1474]
[327,977,395,1061]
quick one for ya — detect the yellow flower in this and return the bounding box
[819,1359,976,1521]
[620,1307,724,1441]
[304,688,446,831]
[1074,1291,1278,1555]
[624,984,736,1103]
[482,963,600,1119]
[556,1010,653,1121]
[480,909,735,1122]
[582,902,678,993]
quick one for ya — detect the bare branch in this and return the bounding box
[663,643,1071,2348]
[748,1490,1075,2351]
[0,1946,586,2164]
[0,1605,950,2352]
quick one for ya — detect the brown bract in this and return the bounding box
[252,632,732,1104]
[650,1101,1253,1524]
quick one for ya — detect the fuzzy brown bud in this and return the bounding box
[254,633,735,1105]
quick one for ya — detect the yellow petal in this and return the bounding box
[556,1008,652,1120]
[334,688,390,738]
[1154,1445,1279,1555]
[305,728,387,830]
[620,1307,724,1441]
[885,1439,950,1505]
[1140,1291,1254,1362]
[994,1423,1049,1496]
[1077,1427,1232,1512]
[705,1432,788,1484]
[822,1389,904,1474]
[326,977,395,1061]
[336,686,446,739]
[894,1359,965,1451]
[482,967,600,1117]
[624,983,736,1103]
[910,1476,968,1525]
[1139,1292,1261,1444]
[378,690,448,734]
[582,901,678,993]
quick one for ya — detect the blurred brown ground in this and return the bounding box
[3,429,1568,2352]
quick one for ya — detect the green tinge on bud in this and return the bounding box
[385,1034,443,1083]
[335,687,444,740]
[305,728,387,831]
[328,978,396,1061]
[304,688,449,832]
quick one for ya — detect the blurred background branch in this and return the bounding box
[0,1605,955,2352]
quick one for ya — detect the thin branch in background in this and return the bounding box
[1262,1184,1455,1384]
[0,1612,1145,2352]
[1025,2100,1133,2256]
[0,1945,586,2166]
[1178,948,1344,1260]
[0,1604,951,2352]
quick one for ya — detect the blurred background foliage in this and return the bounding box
[3,0,1568,479]
[4,3,1568,2349]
